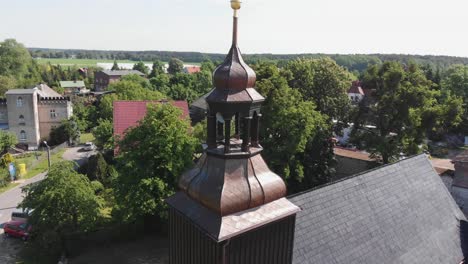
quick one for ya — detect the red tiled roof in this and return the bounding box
[113,100,189,137]
[185,66,201,74]
[348,81,365,95]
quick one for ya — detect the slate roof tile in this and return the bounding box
[290,154,467,264]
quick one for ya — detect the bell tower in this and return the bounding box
[166,1,300,263]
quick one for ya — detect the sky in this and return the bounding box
[0,0,467,57]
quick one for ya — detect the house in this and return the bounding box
[113,100,189,153]
[449,150,468,213]
[184,65,201,74]
[94,70,145,91]
[333,146,379,179]
[59,80,89,95]
[4,84,72,150]
[348,80,365,103]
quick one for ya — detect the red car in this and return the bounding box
[3,221,31,241]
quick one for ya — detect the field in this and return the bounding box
[34,58,154,67]
[34,58,201,67]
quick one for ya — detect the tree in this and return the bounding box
[255,65,333,193]
[132,61,149,76]
[0,75,17,96]
[441,64,468,134]
[167,58,184,75]
[92,118,113,150]
[114,104,197,222]
[149,60,165,78]
[20,161,100,254]
[200,59,215,73]
[285,58,353,123]
[62,117,81,144]
[352,62,459,163]
[0,131,17,154]
[0,39,32,78]
[111,60,120,70]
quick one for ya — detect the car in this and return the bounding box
[11,210,30,223]
[3,221,31,241]
[83,142,96,151]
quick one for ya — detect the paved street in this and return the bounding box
[0,146,95,263]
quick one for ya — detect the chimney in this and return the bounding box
[166,2,300,263]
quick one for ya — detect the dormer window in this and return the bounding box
[17,97,23,107]
[19,115,25,125]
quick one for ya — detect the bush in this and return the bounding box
[0,168,10,187]
[1,153,14,167]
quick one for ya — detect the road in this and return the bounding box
[0,146,95,263]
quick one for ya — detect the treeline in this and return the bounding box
[29,47,468,73]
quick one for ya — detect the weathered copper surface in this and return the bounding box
[179,151,287,216]
[206,16,264,105]
[167,192,300,242]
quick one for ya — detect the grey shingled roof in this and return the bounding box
[290,154,467,264]
[101,70,144,76]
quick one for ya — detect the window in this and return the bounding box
[17,97,23,107]
[50,109,57,119]
[19,115,25,125]
[19,130,26,141]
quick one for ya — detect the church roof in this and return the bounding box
[290,154,467,264]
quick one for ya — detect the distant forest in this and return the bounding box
[29,48,468,73]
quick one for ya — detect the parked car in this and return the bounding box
[83,142,96,151]
[11,210,31,223]
[3,221,31,241]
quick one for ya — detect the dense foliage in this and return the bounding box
[352,62,463,163]
[29,47,468,74]
[20,161,101,254]
[113,104,197,222]
[255,62,335,193]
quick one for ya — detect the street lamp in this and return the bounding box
[43,141,51,169]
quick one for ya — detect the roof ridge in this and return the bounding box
[287,153,427,199]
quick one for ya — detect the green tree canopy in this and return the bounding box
[0,130,17,154]
[285,58,353,123]
[352,62,462,163]
[255,63,334,193]
[20,161,100,252]
[92,118,113,150]
[167,58,184,75]
[149,60,165,78]
[132,61,149,75]
[114,104,196,222]
[0,39,32,78]
[111,60,120,70]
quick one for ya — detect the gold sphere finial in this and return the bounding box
[231,0,241,10]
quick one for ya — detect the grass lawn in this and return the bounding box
[20,148,67,180]
[0,182,19,194]
[80,133,95,144]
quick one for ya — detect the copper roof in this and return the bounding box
[179,150,287,216]
[167,192,300,242]
[207,16,263,104]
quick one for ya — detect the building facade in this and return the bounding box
[4,84,72,150]
[94,70,145,91]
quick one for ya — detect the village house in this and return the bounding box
[94,70,145,91]
[2,84,72,150]
[59,80,89,95]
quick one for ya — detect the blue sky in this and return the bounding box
[1,0,467,57]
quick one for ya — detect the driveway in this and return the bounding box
[0,146,95,263]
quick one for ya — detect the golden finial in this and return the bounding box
[231,0,241,17]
